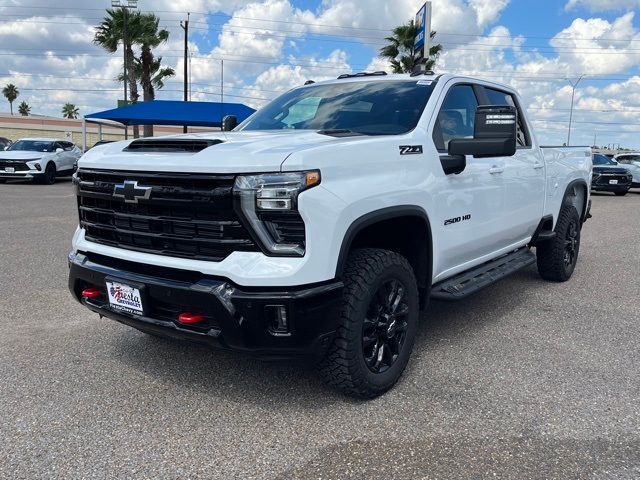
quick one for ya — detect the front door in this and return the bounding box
[431,83,509,281]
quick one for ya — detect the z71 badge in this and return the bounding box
[399,145,423,155]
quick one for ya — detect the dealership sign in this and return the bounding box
[414,2,432,63]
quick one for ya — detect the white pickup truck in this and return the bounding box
[68,72,592,398]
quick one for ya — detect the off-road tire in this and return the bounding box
[536,203,581,282]
[614,191,628,197]
[319,249,419,399]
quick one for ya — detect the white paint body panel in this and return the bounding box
[72,74,591,288]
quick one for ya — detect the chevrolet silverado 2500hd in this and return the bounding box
[68,72,592,398]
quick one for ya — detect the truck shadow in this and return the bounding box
[112,266,539,408]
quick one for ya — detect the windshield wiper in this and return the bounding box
[317,129,366,138]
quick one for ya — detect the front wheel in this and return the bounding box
[41,163,56,185]
[319,249,419,399]
[536,203,581,282]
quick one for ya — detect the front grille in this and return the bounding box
[76,169,259,262]
[0,159,30,171]
[593,173,631,186]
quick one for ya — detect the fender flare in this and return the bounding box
[335,205,434,290]
[561,179,589,222]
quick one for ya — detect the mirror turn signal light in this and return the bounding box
[178,312,206,325]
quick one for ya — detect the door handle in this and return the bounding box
[533,162,544,170]
[489,166,504,174]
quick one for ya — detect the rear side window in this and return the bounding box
[433,85,479,151]
[62,142,74,151]
[483,88,530,147]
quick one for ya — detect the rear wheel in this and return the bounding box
[319,249,419,399]
[536,204,581,282]
[42,163,56,185]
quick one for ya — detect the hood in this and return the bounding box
[78,130,370,173]
[593,165,629,175]
[0,150,50,161]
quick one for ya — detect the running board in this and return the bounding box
[431,248,536,301]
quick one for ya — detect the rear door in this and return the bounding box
[479,86,545,243]
[431,83,509,279]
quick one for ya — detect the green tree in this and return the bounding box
[379,21,442,73]
[94,8,142,137]
[2,83,19,115]
[18,101,31,116]
[138,13,171,137]
[62,103,79,119]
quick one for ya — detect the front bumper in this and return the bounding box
[0,171,37,179]
[68,251,343,361]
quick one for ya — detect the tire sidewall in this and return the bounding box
[560,205,581,278]
[349,262,419,391]
[44,163,56,185]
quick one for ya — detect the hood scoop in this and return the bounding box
[123,139,223,153]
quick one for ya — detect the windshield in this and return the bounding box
[238,80,436,136]
[593,154,616,166]
[8,140,55,152]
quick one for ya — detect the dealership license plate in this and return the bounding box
[106,281,144,315]
[4,167,14,173]
[609,179,618,185]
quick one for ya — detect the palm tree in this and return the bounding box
[94,8,142,137]
[18,101,31,116]
[138,13,171,137]
[379,21,442,73]
[2,84,19,115]
[62,103,79,119]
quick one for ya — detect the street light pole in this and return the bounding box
[567,74,585,146]
[111,0,138,139]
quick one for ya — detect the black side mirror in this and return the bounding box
[222,115,238,131]
[448,105,517,159]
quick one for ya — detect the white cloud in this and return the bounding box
[565,0,640,11]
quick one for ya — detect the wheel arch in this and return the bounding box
[562,179,588,223]
[335,206,433,307]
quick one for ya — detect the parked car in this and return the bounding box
[0,137,12,150]
[0,138,81,184]
[613,152,640,188]
[69,72,592,398]
[591,153,633,196]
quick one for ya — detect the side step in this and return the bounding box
[431,248,536,301]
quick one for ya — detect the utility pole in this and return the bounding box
[189,53,193,101]
[111,0,138,139]
[180,12,190,133]
[221,59,224,123]
[567,74,585,147]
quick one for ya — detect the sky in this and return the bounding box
[0,0,640,148]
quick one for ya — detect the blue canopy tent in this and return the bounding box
[82,100,256,150]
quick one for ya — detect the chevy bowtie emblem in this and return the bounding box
[113,180,152,203]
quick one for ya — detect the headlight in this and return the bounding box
[234,171,320,256]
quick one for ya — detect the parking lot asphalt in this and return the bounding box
[0,180,639,479]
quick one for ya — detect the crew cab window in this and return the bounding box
[433,85,478,151]
[483,88,530,147]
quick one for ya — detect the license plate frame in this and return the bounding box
[105,277,146,316]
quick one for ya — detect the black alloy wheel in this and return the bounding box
[362,279,410,374]
[563,218,579,269]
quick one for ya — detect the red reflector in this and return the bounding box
[82,287,102,299]
[178,313,205,324]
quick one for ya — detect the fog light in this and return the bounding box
[34,164,42,171]
[266,305,290,335]
[81,287,102,299]
[178,312,205,325]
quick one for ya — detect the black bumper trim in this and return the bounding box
[68,252,343,360]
